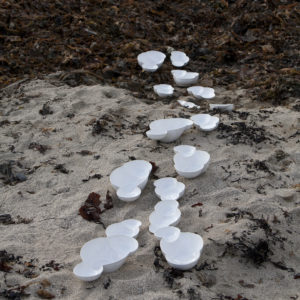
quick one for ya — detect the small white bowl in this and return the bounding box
[171,70,199,87]
[149,200,181,233]
[173,145,210,178]
[191,114,219,131]
[137,51,166,72]
[170,51,189,67]
[73,262,103,282]
[161,230,203,270]
[110,160,152,201]
[209,104,234,111]
[105,219,142,238]
[146,118,193,143]
[154,226,181,242]
[74,219,141,281]
[73,234,139,281]
[154,226,204,270]
[154,177,185,201]
[187,86,215,99]
[153,84,174,97]
[81,235,138,273]
[177,100,200,109]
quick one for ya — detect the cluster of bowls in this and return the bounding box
[73,220,141,281]
[146,114,219,144]
[149,178,204,270]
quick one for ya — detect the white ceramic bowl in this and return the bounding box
[177,100,200,109]
[110,160,152,201]
[146,118,193,143]
[154,177,185,201]
[80,235,138,273]
[137,50,166,72]
[105,219,142,238]
[160,232,203,270]
[153,84,174,97]
[154,226,204,270]
[170,51,189,67]
[73,262,103,282]
[171,70,199,87]
[149,200,181,233]
[191,114,219,131]
[173,145,210,178]
[74,219,141,281]
[187,86,215,99]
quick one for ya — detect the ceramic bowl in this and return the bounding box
[137,50,166,72]
[105,219,142,238]
[73,235,138,281]
[154,226,181,242]
[191,114,219,131]
[156,226,204,270]
[73,262,103,282]
[81,235,138,272]
[149,200,181,233]
[110,160,152,201]
[73,219,141,281]
[177,100,200,109]
[146,118,193,143]
[173,145,210,178]
[209,104,234,111]
[153,84,174,97]
[154,177,185,201]
[171,70,199,87]
[187,86,215,99]
[170,51,189,67]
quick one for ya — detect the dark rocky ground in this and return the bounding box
[0,0,299,104]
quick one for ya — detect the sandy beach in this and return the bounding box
[0,76,299,299]
[0,76,300,300]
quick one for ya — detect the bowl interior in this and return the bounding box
[150,118,193,131]
[174,151,210,172]
[110,160,151,188]
[80,236,138,266]
[161,233,203,263]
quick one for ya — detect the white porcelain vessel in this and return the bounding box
[209,104,234,111]
[137,50,166,72]
[153,84,174,97]
[73,219,141,281]
[73,263,104,282]
[149,200,181,233]
[177,100,200,109]
[105,219,142,238]
[146,118,193,143]
[173,145,210,178]
[187,86,215,99]
[171,70,199,87]
[170,51,189,67]
[155,226,204,270]
[110,160,152,201]
[191,114,219,131]
[154,177,185,201]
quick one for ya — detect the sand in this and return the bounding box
[0,76,299,299]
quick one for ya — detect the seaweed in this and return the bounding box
[28,143,50,154]
[217,122,269,146]
[0,1,298,106]
[79,191,113,224]
[54,164,69,174]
